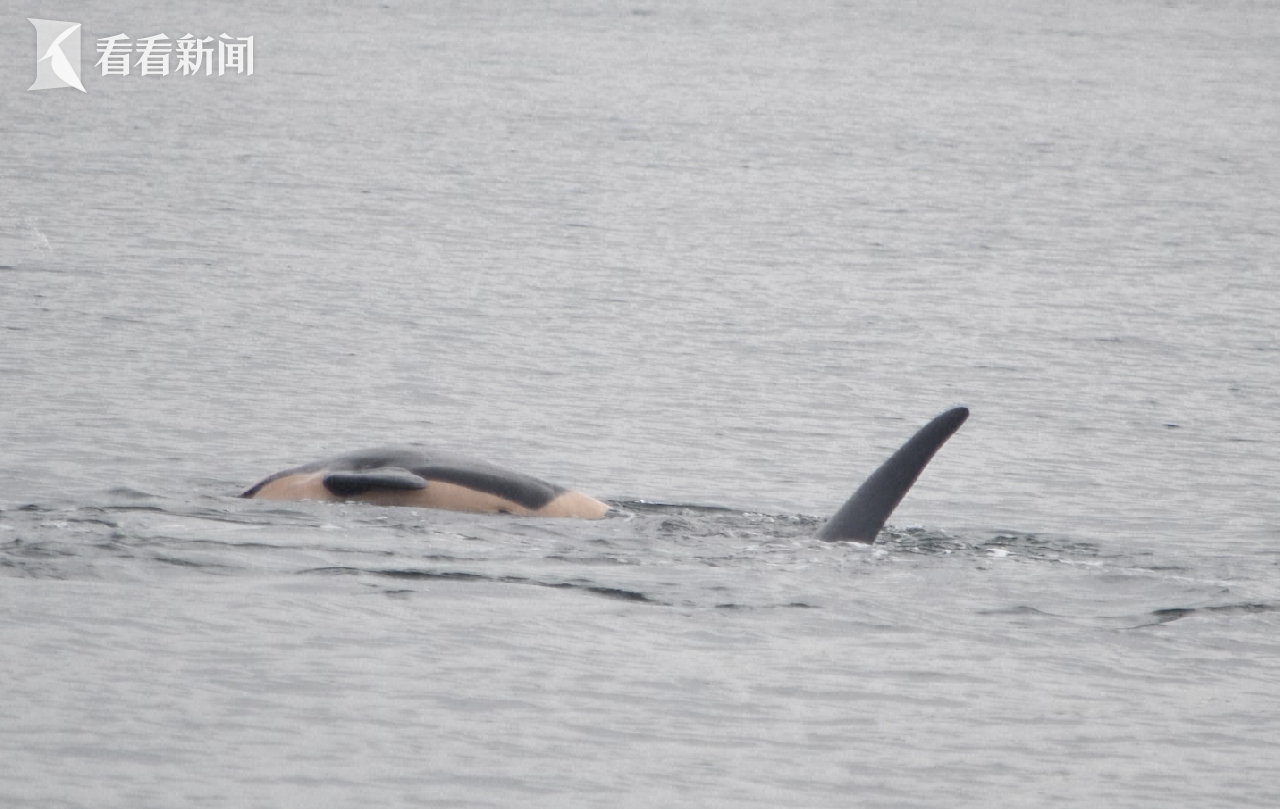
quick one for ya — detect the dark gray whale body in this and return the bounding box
[243,407,969,543]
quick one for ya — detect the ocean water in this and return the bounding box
[2,1,1278,806]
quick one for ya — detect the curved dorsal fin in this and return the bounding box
[816,407,969,543]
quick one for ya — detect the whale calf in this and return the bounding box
[241,446,610,518]
[242,407,969,542]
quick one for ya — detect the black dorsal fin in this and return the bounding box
[816,407,969,543]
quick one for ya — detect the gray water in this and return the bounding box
[2,1,1278,806]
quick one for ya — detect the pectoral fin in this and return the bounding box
[322,469,429,498]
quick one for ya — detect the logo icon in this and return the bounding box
[29,19,86,92]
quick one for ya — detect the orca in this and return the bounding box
[241,407,969,542]
[241,446,610,518]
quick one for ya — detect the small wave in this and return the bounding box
[300,565,660,604]
[1146,602,1279,625]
